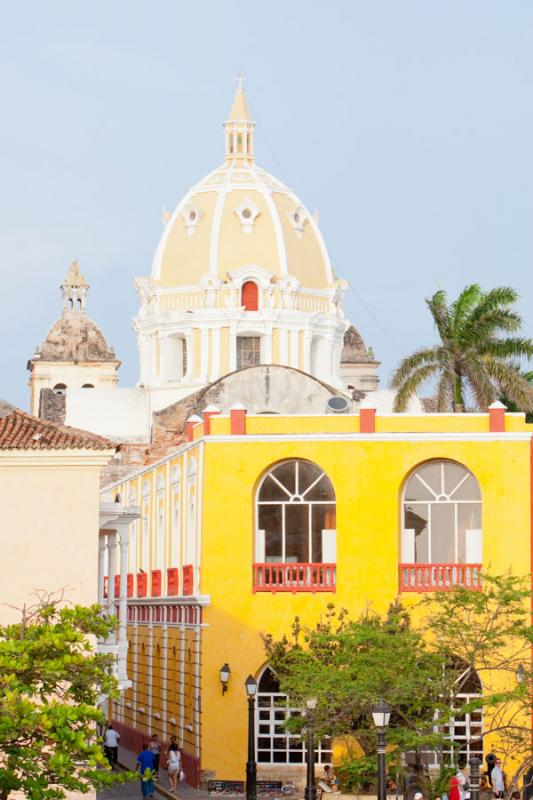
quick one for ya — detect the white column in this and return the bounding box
[132,617,138,729]
[263,325,273,363]
[279,328,289,365]
[194,627,201,757]
[161,623,168,741]
[303,329,313,373]
[229,327,237,371]
[289,330,299,368]
[116,523,130,685]
[179,626,185,745]
[210,326,221,381]
[147,612,154,734]
[200,329,209,382]
[107,532,117,619]
[98,533,107,609]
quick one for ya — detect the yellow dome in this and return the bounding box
[151,87,334,291]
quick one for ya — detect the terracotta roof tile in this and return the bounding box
[0,408,116,451]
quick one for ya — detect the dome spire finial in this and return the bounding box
[224,75,254,163]
[61,259,89,314]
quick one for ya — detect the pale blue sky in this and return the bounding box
[1,1,533,409]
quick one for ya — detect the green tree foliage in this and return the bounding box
[263,603,449,788]
[422,573,533,769]
[390,285,533,412]
[0,592,133,800]
[263,576,533,791]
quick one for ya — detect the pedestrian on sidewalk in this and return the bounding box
[136,743,155,798]
[103,724,120,769]
[167,745,182,792]
[149,734,160,777]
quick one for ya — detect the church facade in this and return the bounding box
[29,84,379,446]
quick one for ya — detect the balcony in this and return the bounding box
[399,563,482,593]
[253,563,336,594]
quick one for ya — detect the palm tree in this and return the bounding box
[390,284,533,412]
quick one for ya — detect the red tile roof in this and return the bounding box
[0,408,116,451]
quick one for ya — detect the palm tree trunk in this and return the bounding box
[453,374,464,412]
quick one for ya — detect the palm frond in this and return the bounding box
[483,358,533,412]
[390,347,443,389]
[461,355,498,410]
[450,284,483,338]
[393,363,442,412]
[425,291,452,342]
[480,337,533,360]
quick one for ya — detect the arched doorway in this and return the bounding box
[256,667,332,765]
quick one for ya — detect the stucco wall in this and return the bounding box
[0,452,106,624]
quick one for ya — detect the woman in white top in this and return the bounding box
[167,746,182,792]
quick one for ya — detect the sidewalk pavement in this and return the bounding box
[118,746,211,800]
[117,747,291,800]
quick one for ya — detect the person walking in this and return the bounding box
[491,759,505,798]
[149,734,160,777]
[136,743,155,798]
[103,724,120,769]
[449,775,461,800]
[167,745,182,793]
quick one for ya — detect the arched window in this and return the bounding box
[419,659,483,768]
[402,461,481,565]
[256,460,336,564]
[53,383,67,395]
[81,383,95,389]
[241,281,259,311]
[256,667,332,765]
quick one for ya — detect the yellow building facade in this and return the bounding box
[102,403,533,785]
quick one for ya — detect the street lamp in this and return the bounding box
[516,663,527,684]
[304,698,318,800]
[220,663,231,694]
[372,700,391,800]
[469,757,482,800]
[245,675,258,800]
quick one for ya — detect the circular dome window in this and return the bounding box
[242,208,252,219]
[189,211,196,221]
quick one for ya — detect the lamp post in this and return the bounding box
[469,757,482,800]
[245,675,258,800]
[304,697,318,800]
[372,700,391,800]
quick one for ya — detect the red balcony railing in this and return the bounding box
[253,563,336,594]
[399,563,482,593]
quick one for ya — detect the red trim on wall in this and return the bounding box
[360,408,376,433]
[137,572,147,598]
[151,569,162,597]
[167,567,179,596]
[489,407,505,432]
[202,411,219,435]
[183,565,194,595]
[230,408,247,435]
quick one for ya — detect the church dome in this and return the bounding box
[40,312,115,362]
[37,261,117,363]
[151,86,334,291]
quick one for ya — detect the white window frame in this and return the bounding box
[402,461,482,564]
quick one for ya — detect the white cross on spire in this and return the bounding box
[234,70,246,90]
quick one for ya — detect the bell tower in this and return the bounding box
[28,261,120,417]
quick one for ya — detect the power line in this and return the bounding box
[249,97,405,357]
